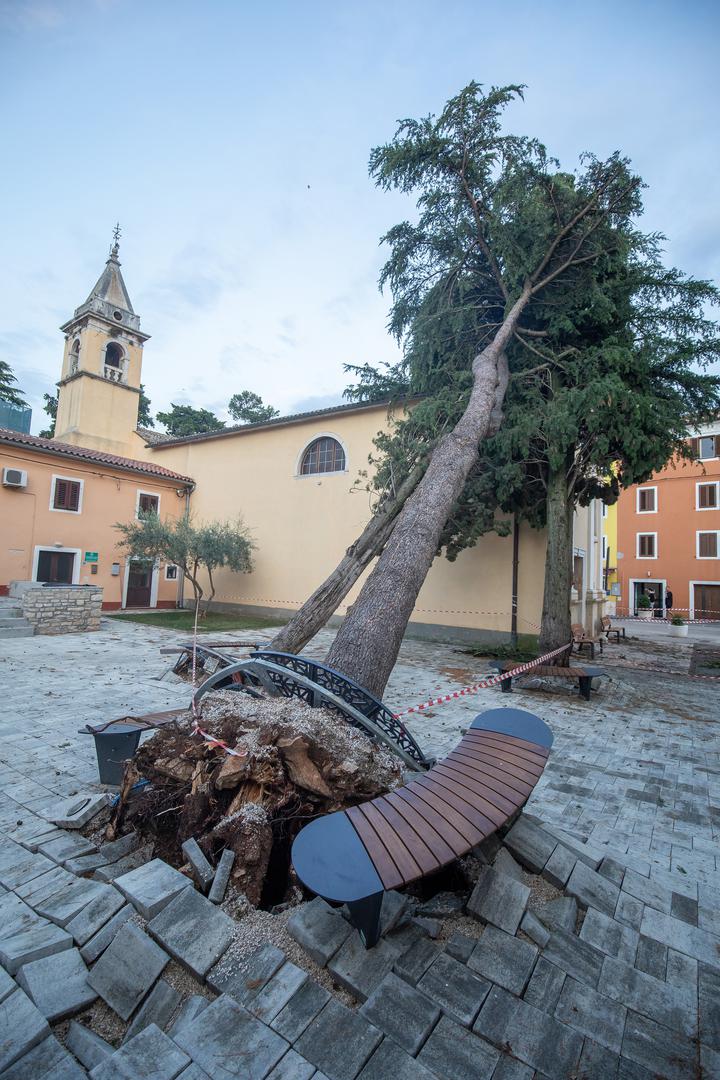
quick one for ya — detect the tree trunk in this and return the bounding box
[537,461,574,658]
[268,465,424,655]
[325,286,531,697]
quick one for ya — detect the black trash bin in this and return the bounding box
[81,722,142,786]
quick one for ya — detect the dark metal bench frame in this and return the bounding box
[489,661,606,702]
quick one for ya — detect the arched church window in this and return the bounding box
[300,436,346,475]
[70,339,80,374]
[104,342,126,383]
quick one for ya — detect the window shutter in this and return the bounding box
[691,438,700,456]
[54,480,66,509]
[699,533,718,558]
[67,482,80,511]
[715,435,720,457]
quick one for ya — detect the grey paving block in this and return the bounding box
[615,890,644,931]
[445,930,475,963]
[177,1067,212,1080]
[599,856,626,887]
[640,906,720,970]
[47,793,110,829]
[467,865,530,935]
[0,890,42,934]
[208,849,235,904]
[537,896,577,933]
[0,964,15,1004]
[266,1049,316,1080]
[80,903,133,963]
[520,910,550,948]
[124,978,182,1042]
[65,885,126,946]
[249,962,308,1025]
[294,997,382,1080]
[181,838,215,893]
[417,1012,500,1080]
[467,925,538,995]
[1,1034,87,1079]
[541,929,605,988]
[503,816,557,873]
[67,1020,114,1070]
[392,934,439,984]
[114,858,192,919]
[0,918,73,975]
[87,921,169,1021]
[0,849,56,889]
[172,993,288,1080]
[90,1023,190,1080]
[416,889,466,917]
[671,891,698,927]
[147,884,235,978]
[417,950,491,1027]
[361,971,441,1055]
[379,889,408,935]
[634,934,667,980]
[554,976,627,1053]
[66,833,140,878]
[621,1009,696,1080]
[270,977,330,1044]
[34,876,108,927]
[543,843,577,889]
[208,942,286,1006]
[287,897,353,966]
[600,954,697,1037]
[474,984,584,1077]
[579,908,639,964]
[700,964,720,1051]
[357,1037,438,1080]
[523,956,566,1013]
[16,864,74,904]
[566,861,620,916]
[37,832,97,864]
[410,914,441,938]
[94,847,153,882]
[542,826,604,869]
[577,1037,621,1080]
[622,868,673,914]
[17,946,97,1020]
[491,1056,535,1080]
[666,948,697,989]
[0,987,50,1071]
[327,931,402,1003]
[166,995,210,1042]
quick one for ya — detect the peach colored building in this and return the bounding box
[616,423,720,619]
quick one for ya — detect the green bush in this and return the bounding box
[671,616,686,626]
[637,595,652,609]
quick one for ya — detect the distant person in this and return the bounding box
[665,588,673,619]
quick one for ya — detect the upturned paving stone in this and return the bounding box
[80,903,133,963]
[417,950,492,1027]
[327,931,402,1002]
[541,928,605,988]
[114,858,192,920]
[0,918,73,975]
[295,997,382,1080]
[16,946,97,1020]
[270,977,330,1044]
[503,816,557,873]
[37,832,97,864]
[167,995,210,1042]
[634,935,667,980]
[148,884,235,978]
[181,838,215,893]
[173,994,289,1080]
[379,889,407,935]
[67,1020,114,1070]
[537,896,578,933]
[523,956,566,1013]
[94,846,154,882]
[467,925,538,995]
[543,843,577,889]
[208,943,286,1005]
[554,976,627,1053]
[417,1013,500,1080]
[266,1049,316,1080]
[357,1037,438,1080]
[65,885,126,946]
[520,910,550,948]
[393,934,439,983]
[361,971,441,1055]
[492,848,525,882]
[87,922,169,1020]
[410,915,441,938]
[467,865,530,935]
[543,826,604,869]
[287,897,353,966]
[249,962,308,1025]
[0,964,15,1003]
[416,890,466,917]
[208,849,235,904]
[90,1023,190,1080]
[579,908,639,964]
[474,984,584,1078]
[47,793,110,829]
[1,1034,87,1080]
[123,978,182,1042]
[621,868,674,913]
[0,986,50,1071]
[566,861,620,916]
[600,954,698,1037]
[614,891,644,932]
[445,930,475,963]
[640,906,720,970]
[621,1009,696,1080]
[34,876,108,927]
[599,856,626,887]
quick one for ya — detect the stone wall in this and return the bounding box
[21,585,103,635]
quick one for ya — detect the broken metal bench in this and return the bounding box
[291,706,552,947]
[489,661,606,702]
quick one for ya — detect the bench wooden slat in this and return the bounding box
[403,782,481,847]
[383,790,457,866]
[371,797,442,875]
[433,762,520,818]
[355,801,424,885]
[345,805,404,890]
[413,775,498,836]
[447,749,535,798]
[451,744,544,786]
[464,731,550,765]
[424,769,512,833]
[463,737,549,773]
[391,788,470,858]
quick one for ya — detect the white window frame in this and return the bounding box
[636,532,658,559]
[696,530,720,560]
[164,564,179,581]
[698,435,718,461]
[690,580,720,619]
[696,481,720,511]
[601,535,608,561]
[295,432,349,478]
[136,489,161,519]
[31,545,82,584]
[636,486,657,514]
[49,474,84,514]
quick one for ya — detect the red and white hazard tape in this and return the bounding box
[191,723,248,757]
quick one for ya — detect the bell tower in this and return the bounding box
[55,227,150,456]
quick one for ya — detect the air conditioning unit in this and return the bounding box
[2,467,27,489]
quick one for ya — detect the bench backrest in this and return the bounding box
[571,622,587,640]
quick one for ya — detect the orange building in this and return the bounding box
[616,425,720,619]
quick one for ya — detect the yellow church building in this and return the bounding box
[0,242,607,642]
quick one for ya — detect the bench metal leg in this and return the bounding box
[579,677,592,702]
[347,891,384,949]
[500,676,513,694]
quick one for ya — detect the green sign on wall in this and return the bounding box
[84,552,98,563]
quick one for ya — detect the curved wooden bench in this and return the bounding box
[291,706,552,947]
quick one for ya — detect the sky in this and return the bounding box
[1,0,718,435]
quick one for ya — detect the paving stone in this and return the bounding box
[65,885,126,946]
[34,876,109,927]
[287,897,353,966]
[537,896,578,933]
[294,997,383,1080]
[1,1034,87,1079]
[491,1056,534,1080]
[699,964,720,1051]
[0,964,15,1004]
[90,1023,190,1080]
[467,865,530,935]
[167,995,210,1042]
[17,946,97,1020]
[249,962,308,1024]
[621,1009,696,1080]
[543,843,577,889]
[123,978,182,1042]
[208,942,286,1005]
[600,954,697,1038]
[37,833,97,864]
[361,971,441,1055]
[266,1049,316,1080]
[114,858,192,919]
[554,976,627,1053]
[393,934,439,984]
[541,928,605,988]
[87,922,169,1020]
[615,890,644,931]
[543,826,605,869]
[270,978,330,1044]
[634,934,667,980]
[416,889,467,917]
[503,816,557,873]
[445,930,475,963]
[148,884,235,978]
[418,949,492,1026]
[0,986,50,1071]
[0,890,43,934]
[208,849,235,904]
[67,1020,113,1070]
[599,857,626,887]
[418,1012,501,1079]
[0,917,73,975]
[80,903,133,963]
[579,908,639,964]
[523,956,566,1013]
[577,1037,621,1079]
[640,906,720,970]
[47,793,110,829]
[622,868,673,913]
[410,914,441,938]
[94,846,154,882]
[357,1037,438,1080]
[0,849,56,889]
[473,984,584,1078]
[492,847,525,882]
[327,931,402,1003]
[181,838,215,893]
[566,861,620,916]
[467,925,538,995]
[178,1067,212,1080]
[671,891,698,926]
[173,993,288,1080]
[378,889,408,935]
[15,864,74,905]
[666,948,698,989]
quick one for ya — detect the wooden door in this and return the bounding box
[36,550,75,584]
[126,563,153,607]
[694,584,720,621]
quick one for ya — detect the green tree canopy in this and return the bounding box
[228,390,279,424]
[0,361,27,409]
[138,384,154,428]
[156,403,226,437]
[39,392,57,438]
